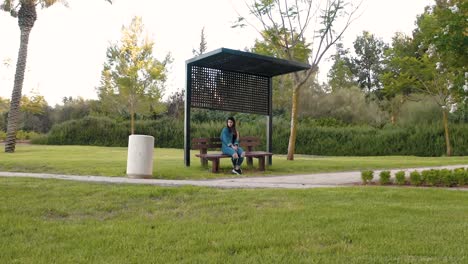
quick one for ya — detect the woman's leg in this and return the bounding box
[235,147,245,168]
[222,148,238,169]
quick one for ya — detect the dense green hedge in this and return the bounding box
[32,116,468,156]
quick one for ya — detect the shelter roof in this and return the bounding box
[186,48,311,77]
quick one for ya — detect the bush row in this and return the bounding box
[362,168,468,187]
[32,116,468,156]
[0,130,41,141]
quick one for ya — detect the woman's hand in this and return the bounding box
[232,145,238,151]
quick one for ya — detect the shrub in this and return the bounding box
[32,116,468,157]
[0,130,41,141]
[379,170,391,185]
[16,130,41,140]
[409,171,422,186]
[361,170,374,185]
[425,169,440,186]
[421,170,431,184]
[439,169,455,187]
[465,168,468,185]
[453,168,466,186]
[395,171,406,185]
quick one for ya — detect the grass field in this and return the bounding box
[0,177,467,263]
[1,144,468,179]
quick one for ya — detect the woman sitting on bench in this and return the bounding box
[220,116,245,175]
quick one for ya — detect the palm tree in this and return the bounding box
[1,0,111,153]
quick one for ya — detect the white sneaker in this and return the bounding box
[232,169,240,175]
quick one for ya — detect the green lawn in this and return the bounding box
[0,178,467,263]
[0,144,467,179]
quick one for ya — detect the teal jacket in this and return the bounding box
[220,127,239,153]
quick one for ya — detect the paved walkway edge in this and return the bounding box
[0,164,467,189]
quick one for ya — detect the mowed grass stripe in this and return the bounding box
[0,178,467,263]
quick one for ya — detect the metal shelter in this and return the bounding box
[184,48,311,166]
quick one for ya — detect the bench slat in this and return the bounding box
[192,143,222,150]
[192,138,260,149]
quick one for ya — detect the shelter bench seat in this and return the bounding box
[192,136,273,173]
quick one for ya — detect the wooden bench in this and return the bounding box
[192,136,273,173]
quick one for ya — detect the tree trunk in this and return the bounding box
[130,110,135,135]
[5,29,32,152]
[5,5,36,153]
[442,108,452,156]
[287,87,299,160]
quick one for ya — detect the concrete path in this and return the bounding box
[1,164,466,189]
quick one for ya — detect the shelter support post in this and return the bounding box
[267,78,273,166]
[184,65,192,166]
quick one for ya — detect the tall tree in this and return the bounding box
[381,32,419,124]
[327,43,356,91]
[351,31,388,95]
[414,0,467,100]
[238,0,359,160]
[1,0,112,153]
[412,0,466,156]
[192,27,207,56]
[97,16,171,134]
[382,0,467,156]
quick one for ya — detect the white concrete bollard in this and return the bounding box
[126,135,154,178]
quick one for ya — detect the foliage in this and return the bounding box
[381,1,468,156]
[0,96,9,113]
[35,116,127,147]
[300,86,388,127]
[240,0,359,160]
[381,33,419,98]
[327,43,356,91]
[361,170,374,184]
[36,116,468,156]
[424,169,440,186]
[394,171,406,185]
[395,95,442,126]
[97,16,171,134]
[439,168,455,187]
[409,171,422,186]
[453,168,467,186]
[351,31,388,95]
[20,93,47,114]
[192,27,207,56]
[0,130,40,141]
[51,97,92,124]
[420,168,464,187]
[0,97,9,131]
[414,0,467,100]
[378,170,391,185]
[165,90,185,120]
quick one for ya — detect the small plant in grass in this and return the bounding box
[453,168,466,186]
[395,171,406,185]
[379,170,391,185]
[361,170,374,185]
[409,171,422,186]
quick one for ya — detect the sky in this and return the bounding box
[0,0,433,106]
